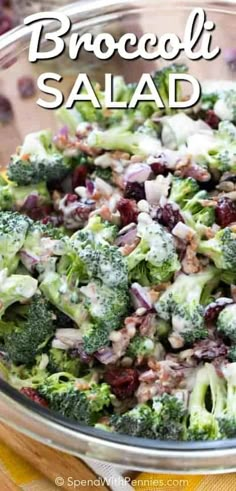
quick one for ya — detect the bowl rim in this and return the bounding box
[0,0,236,471]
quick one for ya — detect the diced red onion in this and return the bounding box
[95,347,118,365]
[145,175,171,205]
[125,163,151,183]
[131,283,152,310]
[55,328,83,348]
[116,224,137,246]
[54,126,69,141]
[20,251,39,272]
[86,179,95,196]
[51,339,69,350]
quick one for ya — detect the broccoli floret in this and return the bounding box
[59,219,126,289]
[127,218,180,286]
[151,393,187,440]
[38,372,112,425]
[205,121,236,173]
[153,63,188,116]
[126,335,155,359]
[40,272,88,326]
[81,280,129,353]
[218,363,236,438]
[48,348,81,377]
[0,211,31,272]
[217,304,236,343]
[214,89,236,123]
[155,268,217,347]
[169,177,200,207]
[1,354,49,390]
[0,268,37,321]
[198,227,236,270]
[182,190,215,226]
[3,294,56,365]
[21,221,65,274]
[0,175,50,212]
[87,126,161,157]
[112,394,186,440]
[111,404,154,438]
[187,364,226,441]
[7,130,71,185]
[201,92,219,111]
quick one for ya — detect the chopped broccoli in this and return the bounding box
[1,354,49,390]
[0,268,37,320]
[214,89,236,123]
[0,211,31,273]
[155,268,217,347]
[153,63,188,116]
[187,363,226,441]
[202,121,236,173]
[38,372,113,425]
[94,167,112,182]
[228,346,236,362]
[169,177,200,207]
[127,218,180,286]
[111,404,154,438]
[40,272,88,326]
[7,130,71,185]
[87,126,161,157]
[3,294,56,365]
[198,227,236,270]
[81,280,129,353]
[112,394,186,440]
[0,175,50,212]
[21,221,65,274]
[127,335,155,358]
[218,363,236,438]
[48,348,81,377]
[58,219,127,289]
[217,304,236,343]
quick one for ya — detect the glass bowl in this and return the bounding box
[0,0,236,473]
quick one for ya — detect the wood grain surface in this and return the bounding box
[0,422,110,491]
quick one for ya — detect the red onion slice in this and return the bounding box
[125,163,151,183]
[116,224,137,246]
[131,283,152,310]
[95,347,118,365]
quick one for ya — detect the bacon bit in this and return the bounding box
[139,314,157,338]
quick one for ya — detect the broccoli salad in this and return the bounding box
[1,64,236,442]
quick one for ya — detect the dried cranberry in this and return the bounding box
[20,388,48,408]
[155,204,184,231]
[124,182,145,202]
[104,368,139,400]
[117,198,139,227]
[0,94,13,124]
[204,110,220,130]
[215,197,236,227]
[204,298,233,324]
[17,76,36,99]
[0,13,13,35]
[150,154,168,176]
[72,165,88,189]
[24,205,53,221]
[42,214,63,227]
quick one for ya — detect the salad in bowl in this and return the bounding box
[0,64,236,442]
